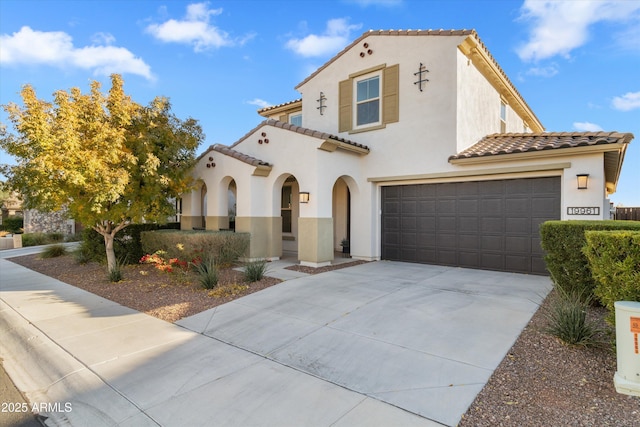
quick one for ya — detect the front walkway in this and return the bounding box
[1,249,551,426]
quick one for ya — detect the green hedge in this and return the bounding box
[583,231,640,325]
[0,216,23,233]
[540,220,640,300]
[81,222,180,264]
[141,229,250,266]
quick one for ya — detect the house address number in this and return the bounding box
[567,207,600,215]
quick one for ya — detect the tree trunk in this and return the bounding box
[104,232,117,273]
[94,220,128,273]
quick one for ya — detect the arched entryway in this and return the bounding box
[275,174,301,258]
[333,177,351,256]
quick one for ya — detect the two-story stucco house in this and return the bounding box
[180,29,633,275]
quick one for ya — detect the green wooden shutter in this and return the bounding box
[383,64,399,124]
[339,79,352,132]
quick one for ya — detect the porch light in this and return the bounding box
[299,192,310,203]
[577,174,589,190]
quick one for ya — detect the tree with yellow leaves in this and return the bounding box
[1,74,203,274]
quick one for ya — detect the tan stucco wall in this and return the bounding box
[298,217,334,266]
[180,215,203,230]
[205,216,230,231]
[236,216,282,260]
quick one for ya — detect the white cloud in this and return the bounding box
[91,32,116,45]
[246,98,271,108]
[573,121,604,132]
[0,26,153,79]
[612,91,640,111]
[145,2,239,52]
[286,18,362,58]
[517,0,640,62]
[525,64,558,78]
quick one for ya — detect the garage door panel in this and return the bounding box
[458,234,479,249]
[459,217,478,232]
[418,200,436,214]
[459,251,480,268]
[481,217,503,233]
[381,177,559,275]
[506,255,530,273]
[481,198,503,213]
[506,217,529,233]
[505,236,530,253]
[458,199,478,213]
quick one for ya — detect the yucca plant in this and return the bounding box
[244,259,268,282]
[108,255,128,283]
[40,244,68,258]
[544,289,602,347]
[192,256,218,289]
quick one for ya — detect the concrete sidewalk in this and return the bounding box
[0,249,551,426]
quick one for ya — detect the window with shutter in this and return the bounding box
[338,63,399,133]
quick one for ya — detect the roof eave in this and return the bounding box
[458,35,544,133]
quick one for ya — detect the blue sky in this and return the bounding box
[1,0,639,205]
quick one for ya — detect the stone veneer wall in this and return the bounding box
[23,208,75,234]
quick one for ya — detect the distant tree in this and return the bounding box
[1,74,203,273]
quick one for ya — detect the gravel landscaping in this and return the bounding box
[6,253,639,426]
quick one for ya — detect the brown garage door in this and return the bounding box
[381,177,560,275]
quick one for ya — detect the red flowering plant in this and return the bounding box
[139,244,206,274]
[140,249,188,273]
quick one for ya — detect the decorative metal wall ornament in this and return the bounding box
[414,62,429,92]
[317,92,327,115]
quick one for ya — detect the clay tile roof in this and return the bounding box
[205,144,271,167]
[295,29,475,90]
[257,98,302,114]
[449,132,634,161]
[230,119,369,152]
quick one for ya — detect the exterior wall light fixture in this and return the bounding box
[577,174,589,190]
[299,192,310,203]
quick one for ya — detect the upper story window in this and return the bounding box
[355,75,380,126]
[338,63,399,134]
[500,101,507,133]
[289,113,302,127]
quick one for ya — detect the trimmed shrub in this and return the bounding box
[540,220,640,301]
[141,230,250,267]
[81,223,180,264]
[40,244,67,258]
[244,260,268,282]
[1,216,23,233]
[583,230,640,325]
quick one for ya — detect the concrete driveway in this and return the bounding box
[1,255,551,427]
[177,261,551,426]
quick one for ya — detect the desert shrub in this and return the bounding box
[22,232,48,246]
[82,223,180,264]
[1,215,23,233]
[540,220,640,302]
[40,244,68,258]
[48,232,64,242]
[244,259,268,282]
[583,230,640,325]
[141,230,250,267]
[73,246,92,264]
[544,289,601,347]
[192,256,218,289]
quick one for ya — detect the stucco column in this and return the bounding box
[236,216,282,260]
[298,217,334,267]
